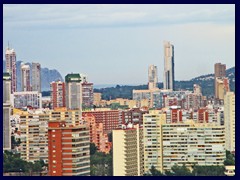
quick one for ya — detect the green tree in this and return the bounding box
[170,164,193,176]
[224,150,235,165]
[90,143,98,155]
[192,166,225,176]
[145,165,163,176]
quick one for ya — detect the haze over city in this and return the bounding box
[3,4,235,84]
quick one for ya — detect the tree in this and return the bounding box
[90,143,98,155]
[146,165,163,176]
[170,164,193,176]
[192,166,225,176]
[224,150,235,166]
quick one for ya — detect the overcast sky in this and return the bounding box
[3,4,235,85]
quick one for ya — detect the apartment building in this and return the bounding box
[113,124,143,176]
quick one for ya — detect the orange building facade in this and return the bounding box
[83,114,112,154]
[48,121,90,176]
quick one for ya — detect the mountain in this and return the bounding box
[94,67,235,100]
[3,60,63,91]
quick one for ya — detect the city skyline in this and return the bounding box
[3,4,235,84]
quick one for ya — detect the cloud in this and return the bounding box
[3,4,234,29]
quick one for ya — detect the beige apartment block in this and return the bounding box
[113,124,143,176]
[224,92,235,152]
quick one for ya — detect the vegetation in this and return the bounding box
[144,166,163,176]
[224,150,235,166]
[11,135,21,149]
[3,151,46,174]
[144,164,225,176]
[90,147,113,176]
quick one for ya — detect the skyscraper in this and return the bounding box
[32,62,41,93]
[215,77,230,100]
[113,124,143,176]
[65,73,82,110]
[148,65,158,90]
[5,46,17,93]
[214,63,226,98]
[48,120,90,176]
[224,92,235,152]
[50,80,66,109]
[3,72,11,150]
[21,63,31,91]
[163,41,175,90]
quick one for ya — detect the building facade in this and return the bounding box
[32,62,41,93]
[148,65,158,90]
[21,63,31,91]
[163,41,174,90]
[11,91,42,109]
[82,82,94,108]
[214,63,226,98]
[162,121,226,172]
[215,77,230,100]
[113,124,143,176]
[83,113,111,153]
[224,92,235,152]
[19,112,49,162]
[5,47,17,93]
[48,121,90,176]
[3,72,12,150]
[83,110,119,134]
[65,73,82,110]
[50,80,66,109]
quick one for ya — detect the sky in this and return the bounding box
[3,4,235,85]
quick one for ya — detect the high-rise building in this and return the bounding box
[48,120,90,176]
[11,91,42,109]
[82,109,119,134]
[215,77,230,100]
[214,63,226,98]
[93,93,102,106]
[163,41,174,90]
[82,82,94,108]
[148,65,158,90]
[142,110,225,173]
[50,80,66,109]
[5,46,17,93]
[83,113,112,154]
[21,63,31,91]
[113,124,144,176]
[32,62,41,93]
[3,72,12,150]
[224,92,235,152]
[19,111,49,162]
[65,73,82,110]
[143,110,166,173]
[161,122,225,172]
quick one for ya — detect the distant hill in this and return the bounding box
[3,60,63,91]
[94,67,235,100]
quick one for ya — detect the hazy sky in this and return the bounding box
[3,4,235,85]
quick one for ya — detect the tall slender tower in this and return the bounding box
[65,73,82,111]
[32,62,41,93]
[21,63,31,91]
[148,65,158,90]
[163,41,174,90]
[5,46,17,93]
